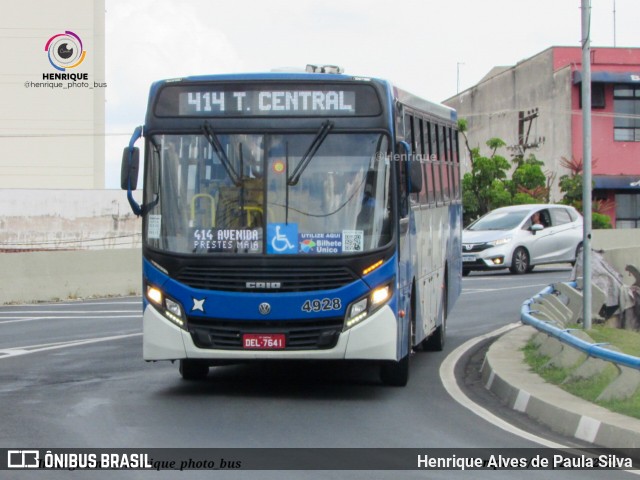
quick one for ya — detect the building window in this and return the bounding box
[579,83,605,109]
[615,193,640,228]
[614,85,640,141]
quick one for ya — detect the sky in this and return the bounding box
[104,0,640,188]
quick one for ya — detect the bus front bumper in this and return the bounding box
[142,304,398,362]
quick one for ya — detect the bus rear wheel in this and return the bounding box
[422,278,447,351]
[179,359,209,380]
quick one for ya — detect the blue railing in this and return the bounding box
[520,284,640,370]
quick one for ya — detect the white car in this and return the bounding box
[462,204,583,275]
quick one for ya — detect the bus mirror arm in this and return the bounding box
[121,126,144,216]
[397,141,422,194]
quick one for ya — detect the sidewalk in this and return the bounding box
[482,325,640,449]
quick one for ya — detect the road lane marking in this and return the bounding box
[440,324,640,476]
[0,333,142,358]
[462,283,550,294]
[0,299,141,308]
[0,310,141,315]
[440,323,569,449]
[0,314,141,325]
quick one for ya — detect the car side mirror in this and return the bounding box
[531,223,543,234]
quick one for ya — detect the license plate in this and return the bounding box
[462,255,476,262]
[243,333,286,350]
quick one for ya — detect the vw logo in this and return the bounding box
[463,244,473,251]
[258,302,271,315]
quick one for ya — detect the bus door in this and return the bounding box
[397,140,422,350]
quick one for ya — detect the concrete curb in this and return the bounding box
[482,325,640,448]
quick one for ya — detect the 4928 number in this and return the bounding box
[301,298,342,313]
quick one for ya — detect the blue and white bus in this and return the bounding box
[121,67,462,386]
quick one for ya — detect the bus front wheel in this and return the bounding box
[380,309,411,387]
[380,354,409,387]
[179,359,209,380]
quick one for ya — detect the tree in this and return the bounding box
[458,118,474,167]
[459,119,550,224]
[508,143,549,203]
[461,136,511,224]
[558,156,612,229]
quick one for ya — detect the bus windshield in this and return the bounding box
[143,132,392,255]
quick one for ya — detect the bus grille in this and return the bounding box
[176,265,358,292]
[188,318,344,350]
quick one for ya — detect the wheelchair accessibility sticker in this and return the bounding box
[267,223,298,254]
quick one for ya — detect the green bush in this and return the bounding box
[592,212,612,229]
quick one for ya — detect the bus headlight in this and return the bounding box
[146,284,186,329]
[371,285,391,306]
[147,285,163,305]
[345,282,393,331]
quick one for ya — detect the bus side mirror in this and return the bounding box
[121,147,140,191]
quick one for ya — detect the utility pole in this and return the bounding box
[457,62,465,94]
[613,0,617,47]
[581,0,593,330]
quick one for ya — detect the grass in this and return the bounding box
[583,324,640,357]
[523,326,640,419]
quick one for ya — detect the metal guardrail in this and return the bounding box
[520,283,640,370]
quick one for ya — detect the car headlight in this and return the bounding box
[489,237,512,247]
[345,282,393,330]
[146,284,186,328]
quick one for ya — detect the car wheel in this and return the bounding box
[509,247,530,275]
[462,268,470,277]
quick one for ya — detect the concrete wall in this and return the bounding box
[445,48,573,202]
[0,189,141,250]
[0,249,141,304]
[592,229,640,287]
[0,229,636,305]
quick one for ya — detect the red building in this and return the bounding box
[446,46,640,228]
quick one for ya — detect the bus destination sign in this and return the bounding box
[155,83,380,117]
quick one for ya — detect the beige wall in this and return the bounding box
[0,0,105,188]
[0,189,141,250]
[0,228,636,305]
[0,249,141,304]
[592,229,640,287]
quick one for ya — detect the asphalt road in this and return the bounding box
[1,266,637,479]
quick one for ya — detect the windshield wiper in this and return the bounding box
[287,120,333,186]
[202,121,241,186]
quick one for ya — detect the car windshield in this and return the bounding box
[142,132,392,255]
[467,210,530,231]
